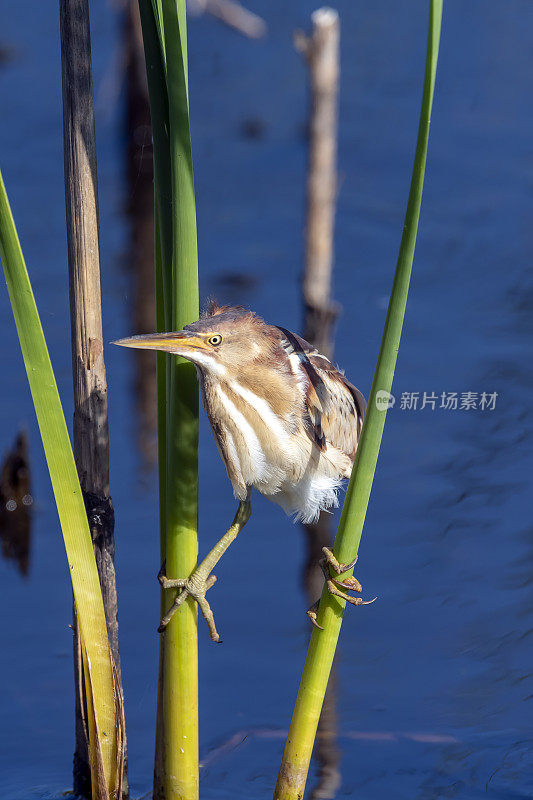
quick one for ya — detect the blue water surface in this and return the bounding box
[1,1,532,798]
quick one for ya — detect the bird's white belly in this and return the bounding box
[273,467,345,524]
[213,384,350,523]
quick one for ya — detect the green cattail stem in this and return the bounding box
[138,1,200,797]
[274,3,443,798]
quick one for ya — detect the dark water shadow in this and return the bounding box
[0,431,32,577]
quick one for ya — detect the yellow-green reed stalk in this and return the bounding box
[137,1,200,798]
[0,170,124,800]
[274,4,443,799]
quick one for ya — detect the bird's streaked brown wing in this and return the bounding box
[314,368,365,460]
[276,327,365,460]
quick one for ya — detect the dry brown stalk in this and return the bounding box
[59,1,126,795]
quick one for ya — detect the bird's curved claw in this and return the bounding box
[332,574,362,593]
[326,585,377,607]
[321,546,358,576]
[307,547,376,629]
[306,600,324,630]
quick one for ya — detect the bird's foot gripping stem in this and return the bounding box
[158,566,221,641]
[157,498,252,643]
[307,547,376,630]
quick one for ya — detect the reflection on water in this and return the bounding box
[312,668,341,800]
[0,431,32,577]
[302,509,342,800]
[211,269,259,303]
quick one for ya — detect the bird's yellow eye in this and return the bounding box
[208,334,222,346]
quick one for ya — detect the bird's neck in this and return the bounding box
[197,362,299,431]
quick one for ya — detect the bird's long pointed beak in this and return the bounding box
[112,331,209,355]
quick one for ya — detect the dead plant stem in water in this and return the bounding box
[59,0,126,793]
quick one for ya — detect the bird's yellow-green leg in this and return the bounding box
[158,496,252,642]
[307,546,376,630]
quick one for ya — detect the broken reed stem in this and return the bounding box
[274,3,443,798]
[59,0,125,795]
[193,0,267,39]
[298,10,342,799]
[296,7,340,355]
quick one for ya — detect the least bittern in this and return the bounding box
[114,302,372,641]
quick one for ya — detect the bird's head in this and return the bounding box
[112,302,277,378]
